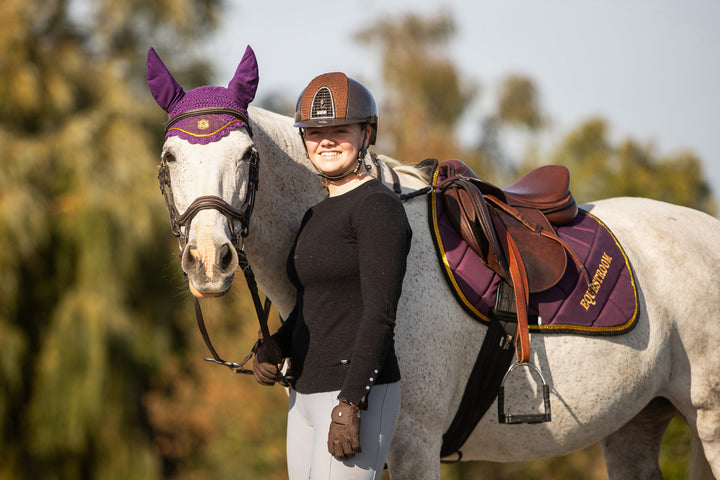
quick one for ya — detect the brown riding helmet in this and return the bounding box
[294,72,378,145]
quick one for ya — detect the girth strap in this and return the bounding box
[440,282,517,460]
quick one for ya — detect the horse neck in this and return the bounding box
[242,107,326,317]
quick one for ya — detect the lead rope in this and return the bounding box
[192,250,267,363]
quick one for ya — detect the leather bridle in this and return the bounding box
[158,149,259,248]
[158,107,284,380]
[158,107,259,248]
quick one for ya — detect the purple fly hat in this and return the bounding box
[147,46,259,144]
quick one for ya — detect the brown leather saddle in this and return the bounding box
[435,160,589,363]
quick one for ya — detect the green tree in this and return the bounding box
[355,12,478,166]
[478,73,546,180]
[540,117,716,214]
[496,74,544,130]
[0,0,261,478]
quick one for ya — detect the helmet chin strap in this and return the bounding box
[316,150,369,181]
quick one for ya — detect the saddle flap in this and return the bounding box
[442,181,507,277]
[492,207,567,292]
[441,178,567,292]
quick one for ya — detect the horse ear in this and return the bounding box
[146,47,185,112]
[228,45,259,106]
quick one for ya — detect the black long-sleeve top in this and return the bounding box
[272,179,411,405]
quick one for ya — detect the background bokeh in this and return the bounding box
[0,0,714,478]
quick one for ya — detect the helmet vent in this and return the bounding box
[310,87,335,119]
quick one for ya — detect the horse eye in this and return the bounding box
[163,152,176,163]
[241,148,257,163]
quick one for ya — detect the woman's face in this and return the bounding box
[303,123,367,178]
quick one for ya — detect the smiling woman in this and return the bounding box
[251,72,412,480]
[293,72,380,190]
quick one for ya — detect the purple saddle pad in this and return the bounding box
[428,179,640,335]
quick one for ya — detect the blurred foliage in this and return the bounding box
[0,0,286,478]
[496,75,544,130]
[355,13,480,169]
[0,3,714,479]
[531,117,717,214]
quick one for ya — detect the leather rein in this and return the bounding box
[158,107,274,376]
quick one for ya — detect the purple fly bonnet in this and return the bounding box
[147,46,259,144]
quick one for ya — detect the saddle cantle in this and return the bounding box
[433,160,589,363]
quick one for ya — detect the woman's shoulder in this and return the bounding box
[355,181,410,229]
[352,180,403,209]
[360,178,401,200]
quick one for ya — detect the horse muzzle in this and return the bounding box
[182,230,239,297]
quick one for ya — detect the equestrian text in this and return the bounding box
[580,252,613,311]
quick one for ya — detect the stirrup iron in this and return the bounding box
[498,360,551,424]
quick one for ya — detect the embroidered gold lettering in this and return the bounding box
[580,253,613,311]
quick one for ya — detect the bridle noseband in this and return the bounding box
[157,107,287,383]
[158,151,259,251]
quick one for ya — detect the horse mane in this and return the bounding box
[248,106,304,153]
[374,153,432,185]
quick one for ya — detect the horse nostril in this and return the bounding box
[219,244,235,271]
[183,246,199,271]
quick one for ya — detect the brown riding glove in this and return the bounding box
[327,398,362,459]
[252,335,283,386]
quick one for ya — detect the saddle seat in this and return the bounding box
[443,159,578,225]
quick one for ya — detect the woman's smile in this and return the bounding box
[304,124,366,178]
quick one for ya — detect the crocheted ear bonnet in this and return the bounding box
[147,46,259,144]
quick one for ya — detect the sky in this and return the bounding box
[200,0,720,200]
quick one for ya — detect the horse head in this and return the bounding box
[147,46,259,297]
